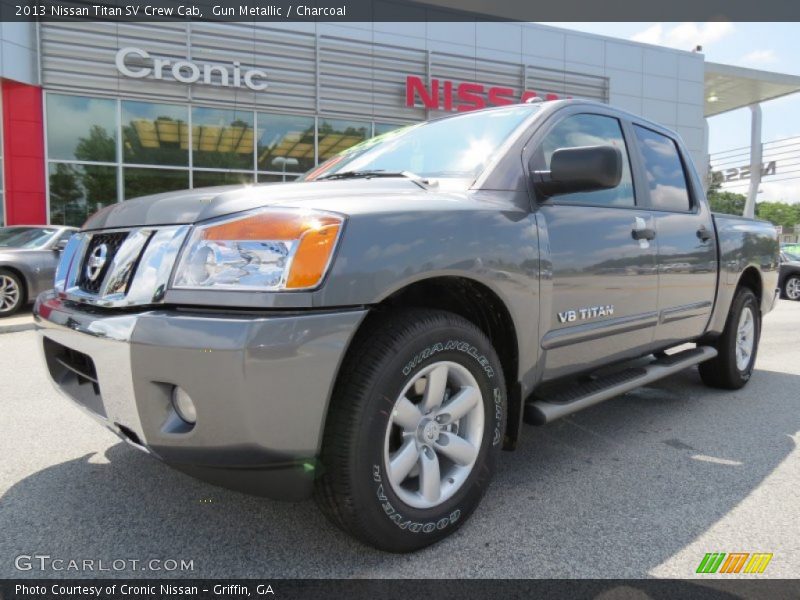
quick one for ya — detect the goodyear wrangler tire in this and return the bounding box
[314,308,506,552]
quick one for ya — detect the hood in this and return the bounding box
[83,179,478,230]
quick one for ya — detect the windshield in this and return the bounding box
[303,105,537,183]
[0,227,58,249]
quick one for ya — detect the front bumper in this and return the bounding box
[35,291,366,500]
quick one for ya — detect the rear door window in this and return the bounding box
[633,125,692,212]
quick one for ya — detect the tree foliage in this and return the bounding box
[707,188,800,231]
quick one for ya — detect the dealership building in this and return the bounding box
[1,20,799,226]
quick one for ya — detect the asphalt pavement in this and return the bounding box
[1,301,798,578]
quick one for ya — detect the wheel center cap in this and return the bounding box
[419,419,441,444]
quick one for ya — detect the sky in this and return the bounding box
[539,22,800,203]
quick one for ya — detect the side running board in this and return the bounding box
[524,346,718,425]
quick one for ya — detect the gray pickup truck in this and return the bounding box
[35,100,779,552]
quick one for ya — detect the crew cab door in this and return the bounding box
[628,124,717,344]
[530,111,659,380]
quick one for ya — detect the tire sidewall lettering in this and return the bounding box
[369,333,504,535]
[372,466,462,534]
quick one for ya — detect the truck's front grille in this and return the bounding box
[76,232,129,294]
[55,225,189,308]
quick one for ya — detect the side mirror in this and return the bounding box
[55,239,70,252]
[532,145,622,198]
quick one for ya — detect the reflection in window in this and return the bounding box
[374,122,406,136]
[536,114,634,208]
[257,113,315,174]
[193,171,255,188]
[122,101,189,166]
[49,163,117,227]
[633,126,691,212]
[192,108,255,170]
[123,168,189,200]
[258,172,300,183]
[317,119,370,161]
[46,94,117,162]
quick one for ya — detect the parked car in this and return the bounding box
[0,225,77,317]
[35,100,779,552]
[779,249,800,300]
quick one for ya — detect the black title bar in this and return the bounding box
[2,0,800,21]
[3,579,800,600]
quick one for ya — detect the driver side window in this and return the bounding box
[535,114,635,208]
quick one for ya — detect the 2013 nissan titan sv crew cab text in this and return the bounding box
[36,100,779,552]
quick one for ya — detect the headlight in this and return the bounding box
[172,208,344,291]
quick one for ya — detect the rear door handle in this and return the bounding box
[696,226,712,242]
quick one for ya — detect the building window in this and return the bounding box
[257,113,315,174]
[48,163,117,226]
[123,168,190,200]
[46,94,117,162]
[193,170,255,188]
[44,92,417,225]
[317,118,370,161]
[192,107,255,170]
[374,122,406,136]
[122,101,189,167]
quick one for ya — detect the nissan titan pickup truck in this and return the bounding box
[35,100,779,552]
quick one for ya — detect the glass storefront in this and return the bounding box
[46,92,407,226]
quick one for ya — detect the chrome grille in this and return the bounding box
[55,225,190,308]
[76,232,129,294]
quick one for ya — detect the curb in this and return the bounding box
[0,322,36,335]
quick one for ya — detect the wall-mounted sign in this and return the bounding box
[713,161,777,183]
[115,47,268,91]
[405,75,564,112]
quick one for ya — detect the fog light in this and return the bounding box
[172,387,197,424]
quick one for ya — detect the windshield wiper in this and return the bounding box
[317,169,431,188]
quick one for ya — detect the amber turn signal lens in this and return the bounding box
[286,223,341,288]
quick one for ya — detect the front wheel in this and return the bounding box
[783,275,800,301]
[699,287,760,390]
[314,308,506,552]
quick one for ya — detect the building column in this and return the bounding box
[1,80,47,225]
[744,103,762,219]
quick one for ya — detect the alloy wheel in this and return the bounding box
[0,275,20,313]
[383,361,485,509]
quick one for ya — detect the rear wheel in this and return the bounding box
[314,308,506,552]
[0,270,24,317]
[783,275,800,301]
[699,287,760,390]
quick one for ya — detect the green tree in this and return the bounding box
[49,163,83,226]
[74,125,116,163]
[707,189,747,216]
[755,201,800,229]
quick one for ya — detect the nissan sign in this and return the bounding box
[405,75,565,112]
[115,47,268,91]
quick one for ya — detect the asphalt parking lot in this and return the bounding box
[1,301,799,579]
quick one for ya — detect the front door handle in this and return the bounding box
[632,227,656,241]
[696,226,712,242]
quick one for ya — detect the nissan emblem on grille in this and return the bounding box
[85,244,108,282]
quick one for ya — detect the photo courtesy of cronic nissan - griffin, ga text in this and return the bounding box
[35,100,779,552]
